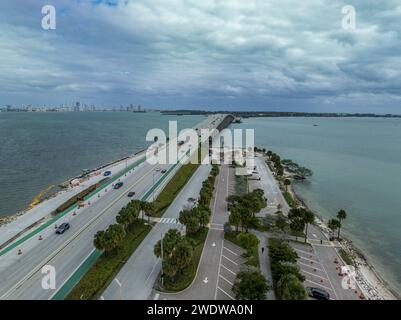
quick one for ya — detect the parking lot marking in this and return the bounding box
[222,255,238,266]
[301,269,328,280]
[220,264,236,275]
[298,256,319,264]
[298,261,323,271]
[214,239,224,300]
[217,286,235,300]
[305,279,334,292]
[294,247,315,256]
[219,274,234,286]
[223,246,239,256]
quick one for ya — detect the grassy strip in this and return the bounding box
[66,221,151,300]
[283,191,297,208]
[339,248,354,266]
[162,228,208,292]
[224,231,260,268]
[153,163,199,217]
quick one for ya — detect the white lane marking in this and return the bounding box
[217,286,235,300]
[293,247,315,256]
[219,275,234,286]
[220,264,236,275]
[305,279,334,292]
[222,255,238,266]
[203,277,209,284]
[49,249,95,300]
[115,278,122,287]
[223,246,239,256]
[214,239,224,300]
[298,261,323,272]
[298,256,319,264]
[301,269,328,280]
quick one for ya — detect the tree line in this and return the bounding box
[94,199,154,253]
[153,165,220,283]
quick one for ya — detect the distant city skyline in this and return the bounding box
[1,1,401,113]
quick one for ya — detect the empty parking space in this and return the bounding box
[215,240,245,300]
[290,241,337,300]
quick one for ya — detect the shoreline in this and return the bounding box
[290,183,399,300]
[0,148,148,226]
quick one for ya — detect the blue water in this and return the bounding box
[0,112,202,217]
[235,117,401,295]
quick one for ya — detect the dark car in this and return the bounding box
[56,223,70,234]
[103,170,112,177]
[127,191,136,197]
[161,169,167,174]
[307,287,330,300]
[114,182,123,189]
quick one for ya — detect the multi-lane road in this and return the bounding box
[0,114,227,300]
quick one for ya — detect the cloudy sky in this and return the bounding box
[1,0,401,113]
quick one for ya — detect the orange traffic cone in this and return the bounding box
[320,278,324,283]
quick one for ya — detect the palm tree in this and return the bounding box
[336,209,347,239]
[229,209,241,232]
[328,219,341,239]
[302,209,315,243]
[143,202,155,223]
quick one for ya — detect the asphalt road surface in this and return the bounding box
[101,164,211,300]
[156,165,245,300]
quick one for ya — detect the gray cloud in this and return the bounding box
[0,0,400,113]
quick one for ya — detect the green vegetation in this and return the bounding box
[235,175,248,195]
[288,207,315,242]
[153,163,199,217]
[155,165,220,292]
[339,248,354,266]
[227,189,267,232]
[67,221,151,300]
[155,228,208,292]
[53,182,101,215]
[232,268,270,300]
[268,238,307,300]
[281,159,313,180]
[224,231,260,267]
[283,191,298,208]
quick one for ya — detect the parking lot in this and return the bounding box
[290,241,338,300]
[215,240,246,300]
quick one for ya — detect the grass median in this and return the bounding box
[153,163,199,217]
[162,228,208,292]
[66,221,151,300]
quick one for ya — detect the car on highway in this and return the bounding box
[114,182,123,189]
[161,169,167,174]
[307,287,330,300]
[56,223,70,234]
[127,191,136,197]
[103,170,112,176]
